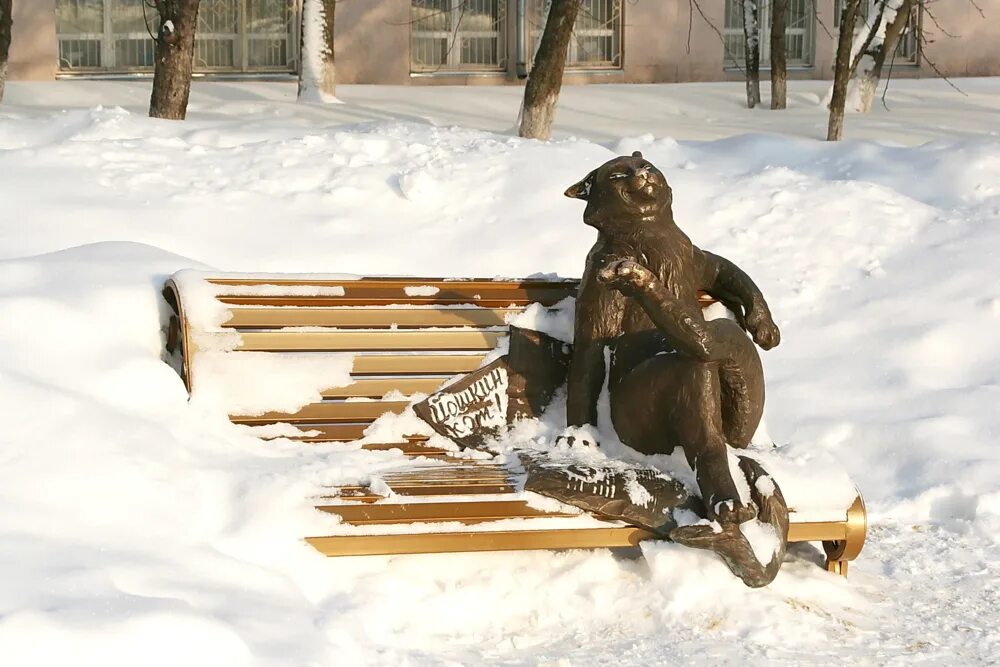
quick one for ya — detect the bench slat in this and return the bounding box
[255,424,368,442]
[321,378,446,398]
[350,354,487,375]
[210,283,575,305]
[218,296,566,308]
[328,482,516,496]
[207,277,578,290]
[224,307,521,329]
[231,401,409,425]
[359,442,452,455]
[320,496,849,541]
[233,330,504,352]
[382,472,511,483]
[318,500,578,525]
[320,501,850,539]
[786,521,848,542]
[305,527,653,557]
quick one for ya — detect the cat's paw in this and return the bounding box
[745,305,781,350]
[597,258,655,293]
[554,425,600,450]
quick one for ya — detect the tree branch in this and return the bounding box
[850,0,887,74]
[812,0,834,40]
[920,0,959,38]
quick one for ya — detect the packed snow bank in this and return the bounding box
[1,89,999,664]
[7,78,1000,144]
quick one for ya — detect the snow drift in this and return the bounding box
[0,85,998,664]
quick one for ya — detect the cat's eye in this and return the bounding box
[610,172,627,180]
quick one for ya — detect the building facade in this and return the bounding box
[8,0,1000,84]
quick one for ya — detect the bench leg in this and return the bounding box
[821,495,867,577]
[825,558,848,576]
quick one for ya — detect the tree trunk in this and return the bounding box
[517,0,583,140]
[769,0,788,109]
[857,0,915,112]
[0,0,12,104]
[149,0,201,120]
[298,0,337,102]
[742,0,761,108]
[827,0,861,141]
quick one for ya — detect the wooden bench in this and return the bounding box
[163,272,867,575]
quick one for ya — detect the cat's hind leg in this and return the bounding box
[709,318,765,448]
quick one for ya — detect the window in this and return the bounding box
[529,0,623,69]
[55,0,296,73]
[410,1,509,72]
[835,0,920,64]
[723,0,815,68]
[55,0,106,69]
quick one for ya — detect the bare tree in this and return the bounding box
[298,0,337,102]
[856,0,916,112]
[517,0,583,140]
[149,0,202,120]
[827,0,861,140]
[770,0,788,109]
[0,0,11,103]
[742,1,762,108]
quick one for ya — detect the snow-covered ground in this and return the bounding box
[1,80,999,665]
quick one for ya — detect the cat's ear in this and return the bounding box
[564,169,597,200]
[631,151,643,158]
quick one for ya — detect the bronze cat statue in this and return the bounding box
[564,152,789,585]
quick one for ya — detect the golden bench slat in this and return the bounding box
[319,378,447,399]
[256,424,370,442]
[231,401,410,425]
[305,527,655,557]
[213,284,575,307]
[207,276,577,288]
[164,272,866,575]
[347,354,487,376]
[318,500,578,524]
[231,330,505,352]
[224,307,520,329]
[218,296,560,308]
[331,482,518,496]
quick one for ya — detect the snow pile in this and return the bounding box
[1,84,999,664]
[507,296,577,342]
[192,351,354,416]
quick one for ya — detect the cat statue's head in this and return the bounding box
[564,151,673,233]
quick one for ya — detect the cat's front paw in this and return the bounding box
[745,305,781,350]
[597,258,656,293]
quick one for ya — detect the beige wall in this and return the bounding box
[8,0,58,80]
[333,0,1000,85]
[923,0,1000,77]
[7,0,1000,84]
[336,0,411,85]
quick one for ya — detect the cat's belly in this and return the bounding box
[611,293,704,382]
[610,328,676,385]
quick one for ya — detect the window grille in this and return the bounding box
[55,0,296,73]
[410,0,508,72]
[834,0,919,64]
[528,0,622,69]
[723,0,815,68]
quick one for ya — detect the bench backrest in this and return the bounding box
[164,274,581,443]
